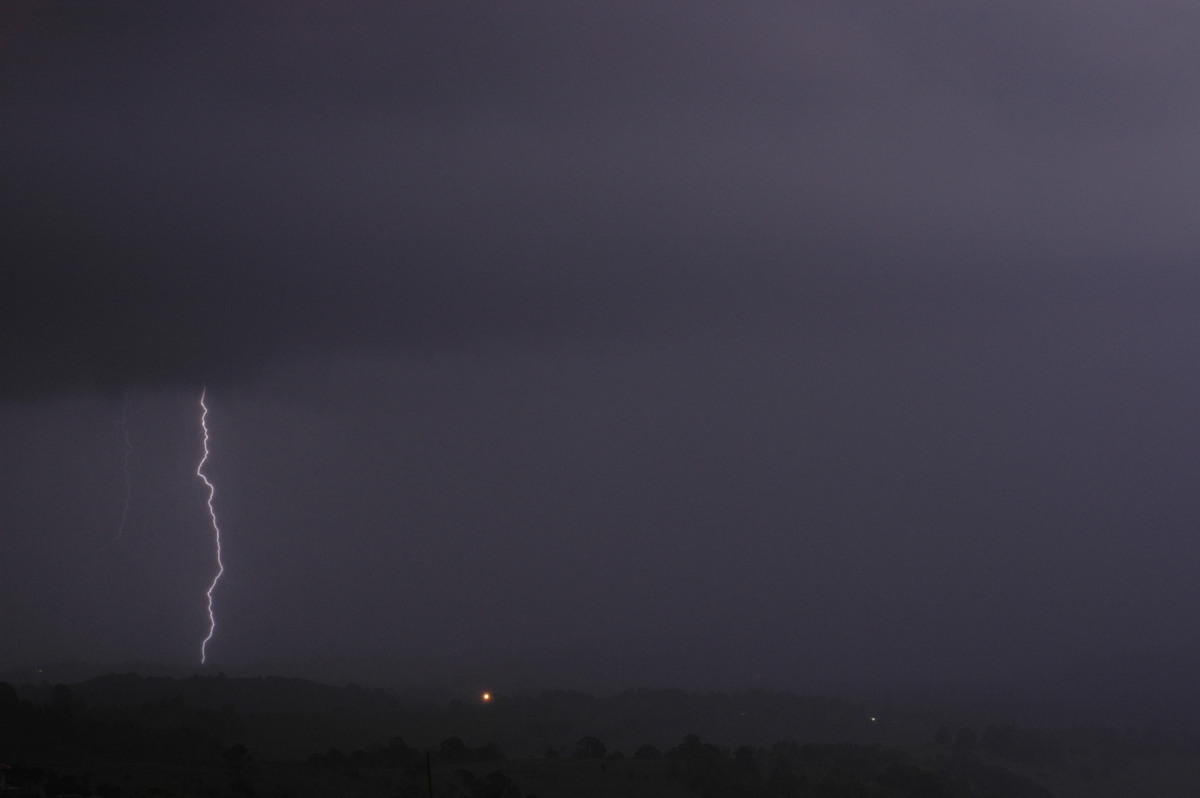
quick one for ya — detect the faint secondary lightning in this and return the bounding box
[197,388,225,664]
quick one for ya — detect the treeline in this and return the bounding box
[0,674,1172,797]
[300,729,1043,798]
[657,734,1000,798]
[306,734,503,773]
[0,680,240,764]
[0,681,249,796]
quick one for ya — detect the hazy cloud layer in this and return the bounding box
[7,2,1200,397]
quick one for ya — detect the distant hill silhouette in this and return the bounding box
[67,672,400,714]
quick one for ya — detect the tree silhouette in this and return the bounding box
[575,736,606,758]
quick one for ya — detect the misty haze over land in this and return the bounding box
[5,2,1200,735]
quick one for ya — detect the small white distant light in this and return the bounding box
[870,717,877,722]
[481,692,493,703]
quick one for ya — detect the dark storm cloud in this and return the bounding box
[6,1,1200,399]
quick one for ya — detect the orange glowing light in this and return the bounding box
[481,692,492,703]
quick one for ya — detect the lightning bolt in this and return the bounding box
[197,388,225,664]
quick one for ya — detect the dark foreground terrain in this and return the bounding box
[2,672,1198,797]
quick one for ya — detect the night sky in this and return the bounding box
[5,2,1200,699]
